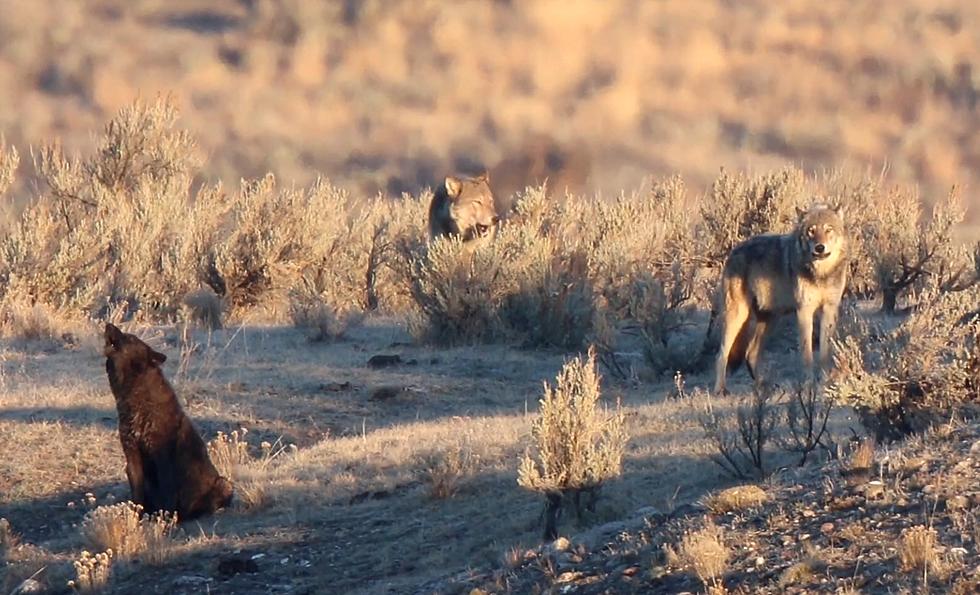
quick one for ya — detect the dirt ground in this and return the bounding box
[0,316,863,594]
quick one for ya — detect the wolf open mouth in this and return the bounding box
[811,251,830,260]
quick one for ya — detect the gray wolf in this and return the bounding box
[104,323,233,519]
[428,173,499,242]
[714,205,848,393]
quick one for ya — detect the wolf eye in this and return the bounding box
[807,226,815,236]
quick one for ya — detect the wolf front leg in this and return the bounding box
[818,301,840,374]
[796,304,818,382]
[123,447,146,508]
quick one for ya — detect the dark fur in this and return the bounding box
[103,323,233,520]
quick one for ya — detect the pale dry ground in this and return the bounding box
[0,317,862,594]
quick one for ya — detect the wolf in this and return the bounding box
[103,323,233,520]
[428,172,499,242]
[714,204,848,394]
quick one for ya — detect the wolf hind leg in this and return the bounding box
[714,287,751,394]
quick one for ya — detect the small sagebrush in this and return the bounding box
[829,285,980,441]
[518,347,628,539]
[289,292,364,342]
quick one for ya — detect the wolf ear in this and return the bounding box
[444,176,463,199]
[475,170,490,183]
[832,203,845,221]
[149,349,167,367]
[795,206,808,220]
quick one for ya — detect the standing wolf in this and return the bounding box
[714,204,848,394]
[428,172,499,242]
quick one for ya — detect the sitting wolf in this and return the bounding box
[714,204,848,394]
[428,172,499,242]
[103,323,233,519]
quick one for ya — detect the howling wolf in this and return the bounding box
[714,205,848,394]
[103,323,233,519]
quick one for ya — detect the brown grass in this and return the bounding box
[703,484,769,514]
[677,519,730,589]
[900,525,942,578]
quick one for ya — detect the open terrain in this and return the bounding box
[0,316,854,594]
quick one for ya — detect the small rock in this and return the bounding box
[821,522,835,535]
[802,509,816,518]
[556,571,583,583]
[217,555,260,576]
[367,354,403,368]
[864,481,885,500]
[320,381,352,392]
[173,576,210,588]
[969,440,980,455]
[370,386,405,401]
[9,579,44,594]
[622,566,640,577]
[550,536,572,552]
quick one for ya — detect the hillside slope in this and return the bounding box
[430,420,980,594]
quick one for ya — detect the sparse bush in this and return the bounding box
[698,387,779,479]
[0,136,18,200]
[677,519,729,591]
[68,549,114,593]
[289,290,364,342]
[518,347,628,539]
[0,296,89,346]
[828,285,980,441]
[852,186,969,313]
[781,384,835,465]
[421,443,476,500]
[182,288,223,330]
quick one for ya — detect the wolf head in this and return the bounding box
[443,173,499,241]
[796,204,846,267]
[104,323,167,381]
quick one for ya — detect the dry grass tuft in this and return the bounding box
[422,443,477,500]
[79,502,177,563]
[849,438,875,473]
[207,429,253,479]
[677,519,730,590]
[67,549,114,593]
[703,484,769,514]
[80,503,143,558]
[899,525,940,575]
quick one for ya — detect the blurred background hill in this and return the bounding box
[1,0,979,220]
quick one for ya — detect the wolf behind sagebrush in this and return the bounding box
[103,323,233,520]
[714,204,848,393]
[428,172,499,242]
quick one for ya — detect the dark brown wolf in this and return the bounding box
[103,323,233,519]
